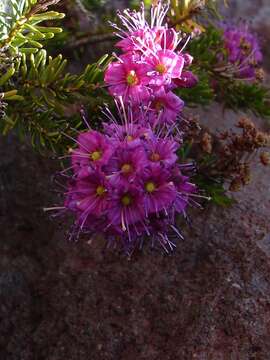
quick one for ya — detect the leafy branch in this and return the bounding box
[0,0,64,54]
[0,0,113,152]
[216,81,270,118]
[0,0,65,107]
[1,50,111,152]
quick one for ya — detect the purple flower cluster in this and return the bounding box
[63,106,196,252]
[221,22,263,80]
[59,2,198,253]
[105,1,197,127]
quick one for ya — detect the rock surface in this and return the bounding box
[0,130,270,360]
[1,1,270,359]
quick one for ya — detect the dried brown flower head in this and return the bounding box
[201,132,212,153]
[260,152,270,166]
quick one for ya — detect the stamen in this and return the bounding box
[145,181,156,193]
[150,152,161,161]
[90,150,102,161]
[96,185,106,196]
[121,194,132,206]
[126,70,139,86]
[155,63,167,74]
[121,163,133,173]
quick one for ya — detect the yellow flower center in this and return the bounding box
[155,101,164,111]
[121,163,133,174]
[126,135,134,142]
[91,150,102,161]
[145,181,156,193]
[240,39,251,52]
[155,63,167,74]
[126,70,138,86]
[150,152,160,162]
[96,185,106,196]
[121,194,132,206]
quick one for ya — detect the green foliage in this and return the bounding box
[0,0,113,152]
[179,142,235,207]
[205,0,225,19]
[1,51,111,152]
[187,26,224,69]
[195,174,235,207]
[177,72,214,106]
[0,0,65,109]
[217,81,270,118]
[0,0,64,55]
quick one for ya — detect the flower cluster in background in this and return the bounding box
[221,22,263,81]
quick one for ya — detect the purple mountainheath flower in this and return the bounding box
[71,130,114,175]
[148,90,184,126]
[146,136,179,166]
[107,184,145,233]
[220,22,263,80]
[141,163,177,215]
[103,122,153,148]
[74,171,109,217]
[104,54,151,103]
[106,143,147,185]
[147,50,185,87]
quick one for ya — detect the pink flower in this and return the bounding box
[147,50,185,87]
[104,54,151,103]
[148,90,184,126]
[141,164,176,215]
[103,122,153,148]
[116,29,155,54]
[108,184,145,232]
[154,27,179,51]
[182,53,193,66]
[146,136,179,166]
[74,171,109,217]
[173,71,198,88]
[171,53,197,89]
[71,130,114,175]
[107,144,147,185]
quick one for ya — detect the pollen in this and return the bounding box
[121,194,132,206]
[121,163,133,173]
[96,185,106,196]
[155,63,167,74]
[150,152,160,162]
[145,181,156,193]
[91,150,102,161]
[126,70,138,86]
